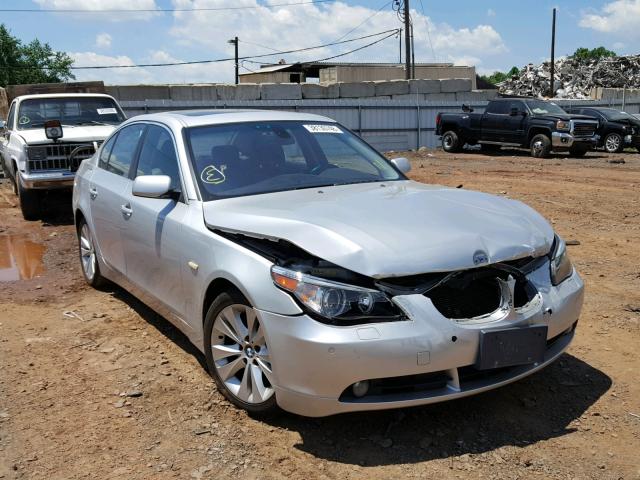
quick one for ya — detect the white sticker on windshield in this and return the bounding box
[303,124,343,134]
[97,108,117,115]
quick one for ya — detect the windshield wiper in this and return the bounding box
[74,121,112,126]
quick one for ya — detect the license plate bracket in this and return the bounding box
[476,325,548,370]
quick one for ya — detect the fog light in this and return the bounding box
[352,380,370,398]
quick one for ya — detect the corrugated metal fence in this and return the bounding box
[119,98,640,152]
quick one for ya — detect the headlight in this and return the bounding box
[271,265,403,323]
[556,120,570,131]
[549,235,573,285]
[26,146,47,160]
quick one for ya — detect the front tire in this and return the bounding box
[441,130,462,153]
[17,180,40,220]
[530,134,551,158]
[604,133,623,153]
[77,219,106,287]
[204,290,278,416]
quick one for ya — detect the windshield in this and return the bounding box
[525,100,567,115]
[600,109,636,122]
[17,97,125,130]
[186,121,404,200]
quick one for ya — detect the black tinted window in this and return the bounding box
[107,124,145,177]
[99,134,117,169]
[136,125,181,191]
[486,101,508,114]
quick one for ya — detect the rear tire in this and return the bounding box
[604,133,624,153]
[17,180,40,221]
[530,134,551,158]
[204,290,278,416]
[442,131,462,153]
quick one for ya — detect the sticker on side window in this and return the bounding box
[303,124,343,134]
[97,108,117,115]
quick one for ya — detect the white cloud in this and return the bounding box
[95,33,112,48]
[33,0,160,21]
[579,0,640,36]
[487,8,496,17]
[69,52,155,84]
[168,1,507,74]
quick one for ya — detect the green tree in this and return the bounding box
[572,46,617,62]
[0,24,74,87]
[481,66,520,85]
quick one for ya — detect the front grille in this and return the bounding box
[28,142,101,172]
[571,122,597,138]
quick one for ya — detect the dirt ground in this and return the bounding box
[1,147,639,480]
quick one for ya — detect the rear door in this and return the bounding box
[89,123,146,275]
[121,124,189,322]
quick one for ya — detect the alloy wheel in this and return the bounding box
[211,304,274,404]
[443,134,453,148]
[79,224,96,281]
[605,134,621,153]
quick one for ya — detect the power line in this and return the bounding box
[0,0,335,13]
[74,29,397,69]
[331,0,392,43]
[418,0,436,62]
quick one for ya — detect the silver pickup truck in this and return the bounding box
[0,93,125,219]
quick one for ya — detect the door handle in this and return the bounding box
[89,187,98,200]
[120,203,133,218]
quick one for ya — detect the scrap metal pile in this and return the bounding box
[499,55,640,99]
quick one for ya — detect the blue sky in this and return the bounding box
[1,0,638,84]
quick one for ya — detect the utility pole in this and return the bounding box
[411,21,415,79]
[404,0,411,79]
[549,8,556,98]
[399,28,402,64]
[228,36,239,84]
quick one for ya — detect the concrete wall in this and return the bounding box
[106,78,481,102]
[318,65,477,89]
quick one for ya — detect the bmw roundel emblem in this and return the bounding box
[473,250,489,265]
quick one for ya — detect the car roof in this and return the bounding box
[16,93,117,101]
[125,109,336,129]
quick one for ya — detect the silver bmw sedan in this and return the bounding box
[72,110,584,417]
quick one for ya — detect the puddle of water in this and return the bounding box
[0,234,46,282]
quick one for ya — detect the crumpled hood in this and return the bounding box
[203,181,554,278]
[16,125,116,145]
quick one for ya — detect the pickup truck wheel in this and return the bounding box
[204,290,278,417]
[77,219,106,287]
[442,131,462,153]
[17,180,41,221]
[604,133,623,153]
[530,134,551,158]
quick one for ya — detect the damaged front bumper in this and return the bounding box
[551,132,598,149]
[259,261,584,417]
[19,170,75,189]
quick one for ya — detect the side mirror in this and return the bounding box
[0,120,5,130]
[462,104,474,113]
[391,157,411,174]
[44,119,63,140]
[132,175,172,199]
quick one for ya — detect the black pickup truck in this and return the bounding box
[435,98,599,158]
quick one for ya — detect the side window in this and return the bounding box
[509,101,525,113]
[135,125,181,191]
[6,102,16,129]
[106,124,146,177]
[99,134,117,170]
[486,101,507,114]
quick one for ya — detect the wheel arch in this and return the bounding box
[527,127,552,143]
[202,277,246,326]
